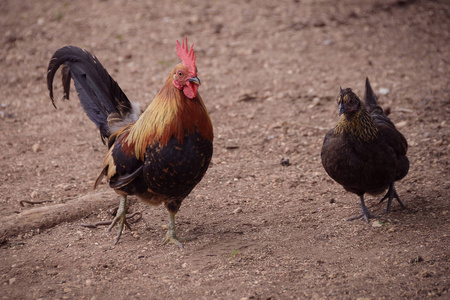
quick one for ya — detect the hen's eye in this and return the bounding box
[178,71,183,76]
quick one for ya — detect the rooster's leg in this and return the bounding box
[106,195,130,245]
[348,195,379,223]
[162,212,184,249]
[378,182,405,213]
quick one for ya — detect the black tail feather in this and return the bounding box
[47,46,133,142]
[363,77,378,109]
[363,77,386,116]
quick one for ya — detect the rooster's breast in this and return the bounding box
[143,130,213,199]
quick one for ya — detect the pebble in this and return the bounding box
[9,278,16,285]
[32,143,41,153]
[307,97,320,109]
[280,157,290,166]
[395,121,407,128]
[421,271,432,278]
[378,87,390,95]
[233,207,243,214]
[372,221,383,227]
[196,195,207,201]
[225,139,239,149]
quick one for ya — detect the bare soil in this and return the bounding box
[1,0,449,299]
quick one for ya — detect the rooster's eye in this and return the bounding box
[178,71,183,77]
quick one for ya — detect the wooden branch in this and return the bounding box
[0,191,118,243]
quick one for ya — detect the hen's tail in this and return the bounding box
[47,46,140,143]
[363,77,381,113]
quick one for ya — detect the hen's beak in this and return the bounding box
[188,76,201,85]
[338,102,345,116]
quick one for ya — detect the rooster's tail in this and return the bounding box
[47,46,140,143]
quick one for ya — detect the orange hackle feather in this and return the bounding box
[125,70,213,160]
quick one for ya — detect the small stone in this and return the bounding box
[85,279,92,286]
[280,157,290,166]
[421,271,432,278]
[372,221,383,227]
[30,190,38,199]
[32,143,41,153]
[9,278,16,285]
[196,195,207,201]
[378,87,390,95]
[410,256,424,263]
[233,207,243,214]
[189,15,200,24]
[225,139,239,149]
[307,97,321,109]
[313,20,326,27]
[395,121,407,128]
[434,139,443,146]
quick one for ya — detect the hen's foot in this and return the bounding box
[347,195,379,223]
[378,183,405,213]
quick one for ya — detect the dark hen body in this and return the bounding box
[321,78,409,222]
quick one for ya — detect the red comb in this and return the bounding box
[176,37,196,76]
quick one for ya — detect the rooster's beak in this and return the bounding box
[188,76,201,85]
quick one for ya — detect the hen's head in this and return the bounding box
[172,38,200,99]
[337,87,361,116]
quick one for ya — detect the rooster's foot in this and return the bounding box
[106,195,129,245]
[161,212,185,249]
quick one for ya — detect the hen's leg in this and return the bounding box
[162,212,184,249]
[106,195,130,245]
[378,182,405,213]
[348,195,378,223]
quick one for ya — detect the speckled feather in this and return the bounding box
[321,79,409,197]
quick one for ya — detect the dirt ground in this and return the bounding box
[1,0,449,298]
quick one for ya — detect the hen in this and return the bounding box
[47,38,214,247]
[321,78,409,222]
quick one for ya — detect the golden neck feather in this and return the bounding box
[125,75,213,160]
[334,108,379,143]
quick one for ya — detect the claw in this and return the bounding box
[106,195,128,245]
[378,183,405,213]
[162,212,184,249]
[163,231,184,249]
[348,195,379,223]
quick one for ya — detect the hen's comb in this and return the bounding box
[176,37,196,76]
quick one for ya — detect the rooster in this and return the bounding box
[47,38,214,247]
[321,78,409,222]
